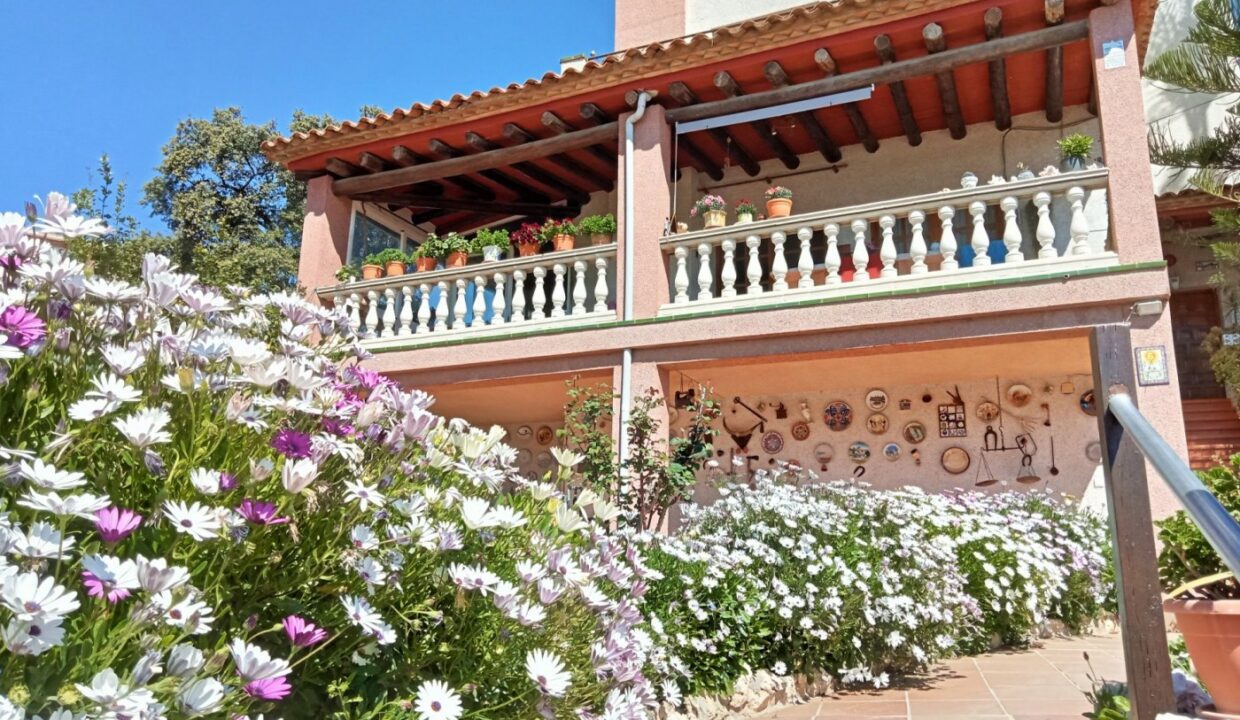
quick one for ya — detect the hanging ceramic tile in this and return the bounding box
[903,421,927,444]
[976,402,1000,422]
[898,398,912,411]
[790,421,811,441]
[866,413,889,434]
[941,446,971,474]
[535,426,555,446]
[865,389,889,411]
[1007,383,1033,408]
[761,431,784,455]
[823,401,853,431]
[883,442,901,461]
[516,425,532,439]
[813,443,834,470]
[848,441,871,463]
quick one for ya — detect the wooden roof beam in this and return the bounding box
[762,60,842,163]
[668,81,761,176]
[923,23,967,140]
[324,158,362,177]
[351,191,580,219]
[541,111,616,168]
[874,34,923,146]
[714,71,800,169]
[465,131,592,204]
[814,48,879,153]
[390,145,496,201]
[1044,0,1066,122]
[623,91,724,180]
[983,8,1013,131]
[428,139,550,202]
[501,123,615,191]
[360,151,445,196]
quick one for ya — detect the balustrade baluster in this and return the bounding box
[1034,191,1057,259]
[970,201,990,267]
[551,264,567,317]
[364,290,379,337]
[453,279,468,328]
[1001,196,1023,263]
[435,281,449,331]
[382,289,397,336]
[492,272,508,324]
[746,235,763,294]
[824,223,842,286]
[511,270,527,322]
[771,231,789,292]
[673,247,690,304]
[398,286,413,335]
[797,227,814,289]
[697,244,713,300]
[532,266,548,319]
[1067,187,1090,255]
[348,292,362,334]
[851,219,870,283]
[417,284,431,333]
[908,210,928,275]
[572,260,588,314]
[593,258,609,312]
[879,215,897,278]
[473,275,487,325]
[720,239,738,297]
[938,206,958,272]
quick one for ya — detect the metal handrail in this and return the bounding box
[1107,393,1240,577]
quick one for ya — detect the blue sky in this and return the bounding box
[0,1,615,229]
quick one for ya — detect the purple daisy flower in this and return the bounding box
[244,676,292,701]
[269,428,312,459]
[94,506,142,543]
[237,499,289,526]
[81,571,132,604]
[0,306,46,349]
[283,614,329,647]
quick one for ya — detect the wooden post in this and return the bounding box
[1089,324,1175,720]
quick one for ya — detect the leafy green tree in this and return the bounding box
[71,153,139,238]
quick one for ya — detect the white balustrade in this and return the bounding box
[657,168,1112,312]
[319,244,617,344]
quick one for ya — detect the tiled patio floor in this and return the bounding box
[756,633,1124,719]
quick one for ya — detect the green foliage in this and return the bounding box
[70,154,139,239]
[416,232,470,259]
[576,214,615,236]
[558,379,617,496]
[472,228,512,254]
[1057,133,1095,160]
[1157,452,1240,598]
[335,264,360,282]
[539,219,578,243]
[365,247,407,266]
[735,200,758,216]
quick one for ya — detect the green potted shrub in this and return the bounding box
[578,214,616,245]
[540,219,578,252]
[764,186,793,217]
[440,232,471,268]
[512,222,542,257]
[473,228,511,262]
[361,251,386,280]
[411,241,439,272]
[1058,133,1094,171]
[691,194,727,229]
[370,248,407,278]
[735,200,758,224]
[335,264,360,283]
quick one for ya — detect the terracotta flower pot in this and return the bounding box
[361,264,382,280]
[446,251,469,268]
[385,260,406,277]
[703,210,726,229]
[589,232,611,246]
[517,243,540,257]
[553,233,575,252]
[415,257,437,272]
[766,198,793,218]
[1165,599,1240,713]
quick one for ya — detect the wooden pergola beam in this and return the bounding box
[984,8,1013,131]
[428,138,550,202]
[390,145,496,201]
[762,61,843,162]
[623,91,724,180]
[668,81,761,176]
[334,122,618,196]
[325,158,362,177]
[352,191,580,219]
[578,102,611,126]
[874,34,923,146]
[923,23,967,140]
[814,48,879,153]
[541,111,616,168]
[502,123,616,191]
[664,21,1090,124]
[465,131,591,204]
[360,151,445,196]
[1044,0,1066,122]
[715,71,800,169]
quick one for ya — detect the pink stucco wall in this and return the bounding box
[614,0,684,49]
[616,104,673,319]
[298,176,352,304]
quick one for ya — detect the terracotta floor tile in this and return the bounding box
[754,704,823,719]
[980,671,1075,688]
[907,699,1008,717]
[813,699,909,717]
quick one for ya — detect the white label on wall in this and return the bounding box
[1103,40,1126,69]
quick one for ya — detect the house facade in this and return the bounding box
[268,0,1183,517]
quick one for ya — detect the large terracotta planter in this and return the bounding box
[766,198,793,217]
[415,257,437,272]
[385,260,406,277]
[446,251,469,268]
[517,243,540,257]
[553,233,576,252]
[703,210,726,229]
[361,264,382,280]
[1165,599,1240,713]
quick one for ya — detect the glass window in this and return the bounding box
[349,213,402,264]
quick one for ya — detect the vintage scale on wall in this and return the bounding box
[974,377,1042,487]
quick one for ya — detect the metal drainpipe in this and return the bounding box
[618,91,652,468]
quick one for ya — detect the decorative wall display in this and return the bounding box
[813,442,834,470]
[848,441,871,463]
[976,401,1000,422]
[1061,381,1076,394]
[799,401,813,423]
[866,413,889,434]
[761,431,785,455]
[775,402,789,419]
[674,387,697,409]
[1079,390,1097,416]
[898,398,912,411]
[865,389,889,411]
[937,404,967,438]
[1006,384,1033,408]
[535,425,554,445]
[824,401,853,431]
[790,421,811,441]
[516,425,532,438]
[910,448,922,466]
[941,446,971,474]
[903,421,927,444]
[1135,346,1171,386]
[883,442,901,461]
[517,448,533,466]
[1085,441,1102,463]
[535,452,553,470]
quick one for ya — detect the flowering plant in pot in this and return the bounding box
[360,251,385,280]
[335,264,360,283]
[735,200,758,224]
[540,219,578,252]
[764,186,793,217]
[1158,458,1240,714]
[511,222,542,257]
[577,214,616,245]
[690,195,727,229]
[472,228,511,262]
[371,248,408,278]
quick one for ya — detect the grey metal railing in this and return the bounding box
[1108,392,1240,577]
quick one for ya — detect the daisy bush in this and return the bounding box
[0,196,655,719]
[642,475,1113,697]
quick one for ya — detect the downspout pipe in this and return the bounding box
[618,91,652,468]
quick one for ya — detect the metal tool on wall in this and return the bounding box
[722,396,767,453]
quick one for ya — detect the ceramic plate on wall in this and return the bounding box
[516,425,532,438]
[902,421,927,445]
[813,443,835,464]
[761,431,784,455]
[1007,384,1033,408]
[976,402,1000,422]
[535,425,555,446]
[848,441,871,463]
[517,448,533,466]
[866,413,889,434]
[941,446,971,474]
[790,421,811,441]
[883,442,901,461]
[535,451,553,470]
[1080,390,1098,416]
[865,389,888,412]
[824,401,853,431]
[1085,441,1102,462]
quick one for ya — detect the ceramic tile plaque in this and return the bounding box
[1135,345,1170,386]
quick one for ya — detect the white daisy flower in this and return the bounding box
[135,555,191,593]
[19,459,86,490]
[13,521,75,559]
[281,458,318,494]
[1,571,80,621]
[113,407,172,448]
[18,490,110,519]
[413,679,463,720]
[229,638,291,681]
[343,480,384,511]
[2,615,65,655]
[86,373,142,405]
[525,648,572,697]
[163,501,222,542]
[178,677,225,716]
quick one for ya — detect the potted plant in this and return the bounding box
[411,241,439,272]
[361,252,385,280]
[471,228,511,262]
[1057,133,1094,171]
[1158,459,1240,714]
[691,195,727,229]
[539,219,578,252]
[577,214,616,245]
[764,186,793,217]
[335,264,360,284]
[371,248,407,278]
[735,200,758,224]
[512,223,542,257]
[440,232,471,268]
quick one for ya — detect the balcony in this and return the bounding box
[659,167,1113,315]
[318,244,617,348]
